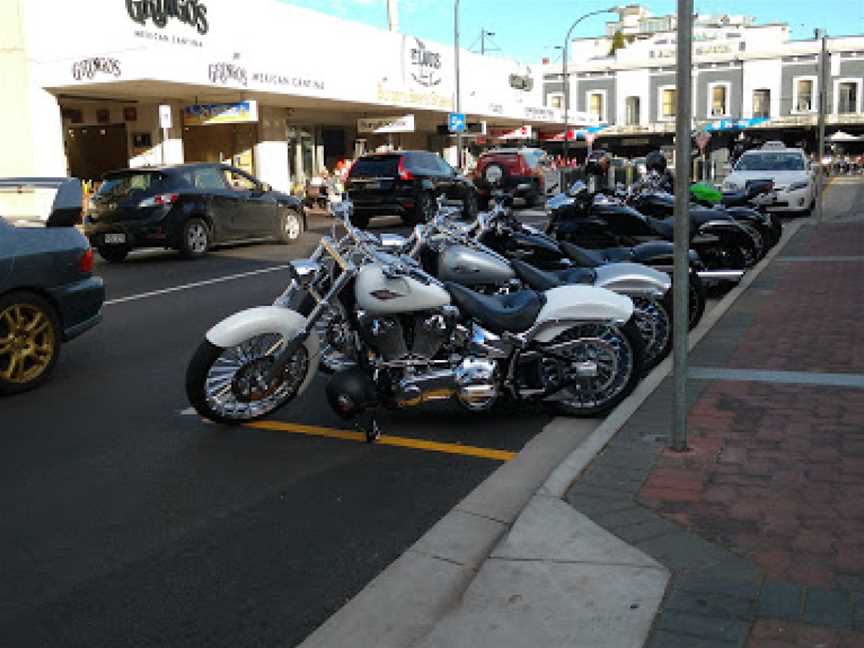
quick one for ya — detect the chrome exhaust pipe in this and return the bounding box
[697,269,746,282]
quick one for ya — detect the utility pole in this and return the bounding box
[816,29,828,223]
[480,29,495,55]
[387,0,399,31]
[672,0,693,453]
[454,0,463,170]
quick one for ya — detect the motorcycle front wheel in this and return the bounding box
[186,333,310,424]
[548,319,645,418]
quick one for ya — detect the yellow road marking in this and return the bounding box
[246,420,516,462]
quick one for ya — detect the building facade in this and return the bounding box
[1,0,565,190]
[543,5,864,160]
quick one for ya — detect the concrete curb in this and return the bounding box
[542,217,807,499]
[297,219,806,648]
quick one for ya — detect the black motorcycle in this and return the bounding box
[477,194,707,330]
[548,182,759,273]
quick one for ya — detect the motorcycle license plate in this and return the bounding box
[104,233,126,244]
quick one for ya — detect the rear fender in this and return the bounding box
[698,221,755,248]
[205,306,320,395]
[593,263,671,299]
[532,285,634,343]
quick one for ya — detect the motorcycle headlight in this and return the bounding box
[788,181,810,192]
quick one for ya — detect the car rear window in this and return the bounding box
[96,172,164,198]
[350,156,400,178]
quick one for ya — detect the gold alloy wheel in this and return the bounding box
[0,303,56,385]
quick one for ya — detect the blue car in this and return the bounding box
[0,178,104,394]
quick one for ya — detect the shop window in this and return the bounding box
[753,89,771,118]
[625,97,641,126]
[661,87,677,119]
[795,78,815,112]
[838,82,859,113]
[548,93,564,109]
[589,92,605,121]
[710,84,729,117]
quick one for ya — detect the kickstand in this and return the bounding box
[355,412,382,444]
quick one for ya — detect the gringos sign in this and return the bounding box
[126,0,209,35]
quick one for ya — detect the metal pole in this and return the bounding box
[562,9,618,170]
[672,0,693,453]
[563,34,570,166]
[816,29,827,223]
[481,29,486,55]
[454,0,463,170]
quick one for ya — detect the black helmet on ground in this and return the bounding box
[645,151,668,174]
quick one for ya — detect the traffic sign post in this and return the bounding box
[159,104,173,164]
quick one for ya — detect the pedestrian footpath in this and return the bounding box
[567,216,864,647]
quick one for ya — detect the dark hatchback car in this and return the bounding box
[0,181,104,395]
[84,163,306,262]
[346,151,478,228]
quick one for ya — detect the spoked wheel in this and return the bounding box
[0,292,61,395]
[186,333,309,424]
[632,297,672,372]
[543,320,645,418]
[315,302,356,373]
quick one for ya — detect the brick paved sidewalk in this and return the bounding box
[567,220,864,647]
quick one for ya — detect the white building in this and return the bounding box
[1,0,565,189]
[542,5,864,158]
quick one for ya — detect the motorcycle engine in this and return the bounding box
[357,307,458,362]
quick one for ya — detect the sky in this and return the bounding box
[281,0,864,65]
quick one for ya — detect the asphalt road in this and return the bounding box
[0,207,552,648]
[4,182,857,647]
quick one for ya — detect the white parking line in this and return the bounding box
[104,265,292,306]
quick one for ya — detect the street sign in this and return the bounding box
[357,114,415,134]
[159,104,173,130]
[695,131,712,152]
[448,112,466,133]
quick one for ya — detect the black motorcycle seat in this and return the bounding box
[445,282,546,335]
[559,241,605,267]
[647,216,674,240]
[511,260,596,292]
[722,190,748,208]
[599,248,634,263]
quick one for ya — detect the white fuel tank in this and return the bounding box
[355,264,451,315]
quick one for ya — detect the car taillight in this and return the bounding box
[398,157,414,181]
[79,248,94,274]
[139,193,179,208]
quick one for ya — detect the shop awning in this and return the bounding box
[541,125,607,142]
[828,131,863,142]
[705,117,769,132]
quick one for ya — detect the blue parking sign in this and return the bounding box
[448,113,466,133]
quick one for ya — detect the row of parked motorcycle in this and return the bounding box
[184,161,781,441]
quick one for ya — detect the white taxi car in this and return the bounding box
[723,144,816,215]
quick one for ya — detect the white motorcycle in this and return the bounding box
[185,204,645,438]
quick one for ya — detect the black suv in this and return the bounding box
[346,151,478,228]
[84,163,306,262]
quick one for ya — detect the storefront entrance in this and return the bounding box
[66,124,129,183]
[183,123,258,175]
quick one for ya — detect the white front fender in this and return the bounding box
[534,286,634,343]
[206,306,320,395]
